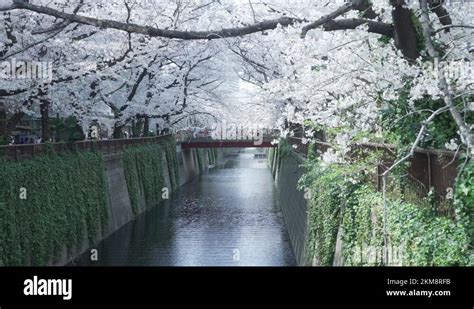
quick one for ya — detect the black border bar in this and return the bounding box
[0,267,472,307]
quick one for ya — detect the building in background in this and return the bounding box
[10,115,41,144]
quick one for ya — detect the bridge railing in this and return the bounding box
[0,134,173,161]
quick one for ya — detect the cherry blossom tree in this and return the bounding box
[0,0,472,159]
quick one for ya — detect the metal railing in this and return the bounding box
[287,137,459,204]
[0,135,173,161]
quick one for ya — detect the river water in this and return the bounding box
[73,149,296,266]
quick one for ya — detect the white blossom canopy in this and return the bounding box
[0,0,472,157]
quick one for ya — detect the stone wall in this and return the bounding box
[270,147,309,266]
[104,153,135,235]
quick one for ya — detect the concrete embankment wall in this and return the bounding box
[105,147,214,234]
[0,139,222,266]
[269,147,309,266]
[63,145,218,265]
[176,147,226,186]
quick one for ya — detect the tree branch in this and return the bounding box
[419,0,474,152]
[11,0,301,40]
[381,106,450,177]
[322,18,394,37]
[432,24,474,35]
[9,0,394,41]
[429,0,452,29]
[301,0,357,38]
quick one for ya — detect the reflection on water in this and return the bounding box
[72,149,296,266]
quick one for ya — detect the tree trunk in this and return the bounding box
[40,100,50,142]
[390,1,420,61]
[143,116,150,137]
[0,107,7,144]
[0,106,7,138]
[113,124,124,139]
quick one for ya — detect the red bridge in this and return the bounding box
[180,136,277,149]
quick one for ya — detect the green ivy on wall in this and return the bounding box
[342,185,470,266]
[123,144,166,215]
[454,161,474,255]
[196,148,203,173]
[0,152,108,266]
[298,153,472,266]
[298,154,371,266]
[268,148,274,167]
[123,137,181,215]
[193,148,218,174]
[207,148,217,166]
[163,138,180,191]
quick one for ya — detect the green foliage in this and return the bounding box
[123,137,181,215]
[163,138,180,191]
[0,136,185,266]
[342,186,384,265]
[378,35,392,45]
[50,116,85,143]
[196,148,204,173]
[0,151,108,266]
[206,148,217,166]
[382,85,472,150]
[410,12,426,53]
[213,148,218,164]
[193,147,218,173]
[454,161,474,250]
[298,157,372,265]
[131,119,144,138]
[299,163,345,265]
[278,139,292,159]
[381,73,474,150]
[123,144,166,215]
[300,152,471,266]
[342,185,470,266]
[268,148,275,167]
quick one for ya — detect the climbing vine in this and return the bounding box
[194,148,217,173]
[196,148,204,173]
[278,139,292,159]
[298,152,376,265]
[0,152,108,266]
[299,152,472,266]
[163,138,180,191]
[342,185,470,266]
[123,144,166,215]
[207,148,218,165]
[123,136,182,215]
[454,160,474,260]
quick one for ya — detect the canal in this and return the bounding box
[72,149,296,266]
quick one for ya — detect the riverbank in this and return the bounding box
[72,148,296,266]
[0,136,220,266]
